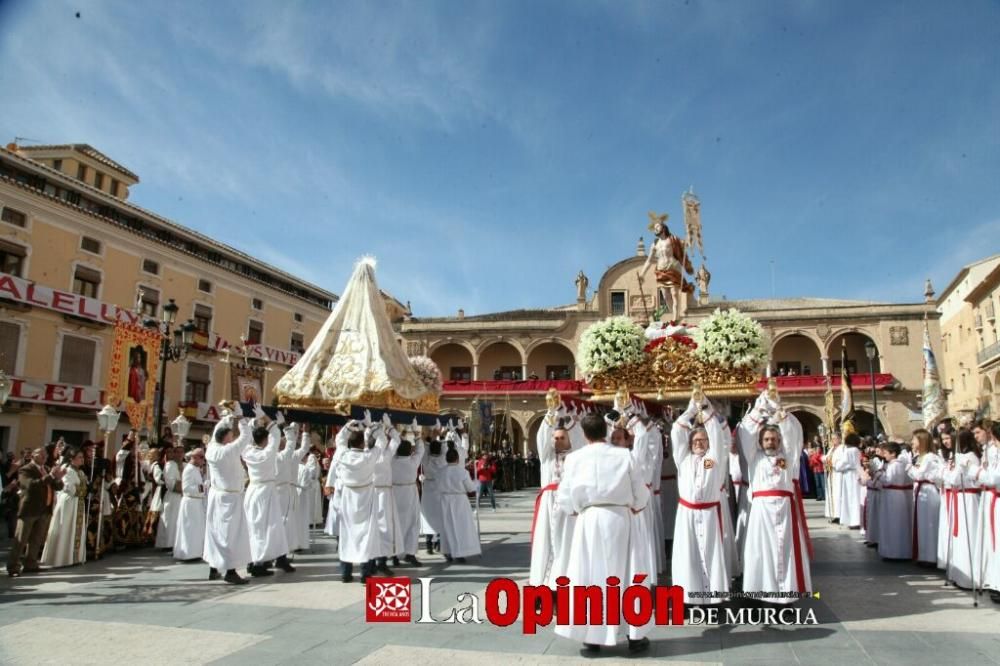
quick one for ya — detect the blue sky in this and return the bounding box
[2,0,998,315]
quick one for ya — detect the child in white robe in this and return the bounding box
[876,442,913,560]
[438,448,480,562]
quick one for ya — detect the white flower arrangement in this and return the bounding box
[692,308,769,370]
[578,316,646,378]
[409,355,444,394]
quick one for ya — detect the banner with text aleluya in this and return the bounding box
[107,322,162,432]
[0,271,302,366]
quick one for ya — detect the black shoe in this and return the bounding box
[341,573,354,583]
[404,555,421,566]
[275,555,296,573]
[377,564,395,576]
[628,637,650,654]
[248,564,274,578]
[583,643,601,653]
[392,556,401,567]
[456,557,467,564]
[444,554,453,562]
[208,568,221,581]
[224,571,249,585]
[990,591,1000,605]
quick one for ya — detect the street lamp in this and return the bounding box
[0,369,12,412]
[146,298,197,444]
[864,340,879,439]
[170,413,192,442]
[94,404,120,559]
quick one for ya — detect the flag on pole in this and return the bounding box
[922,320,946,428]
[839,340,855,433]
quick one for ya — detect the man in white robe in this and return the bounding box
[335,421,380,583]
[729,437,750,578]
[876,442,913,559]
[420,437,446,555]
[555,413,651,655]
[275,421,306,553]
[391,423,425,567]
[645,420,666,574]
[173,448,207,561]
[670,396,729,605]
[369,413,403,575]
[823,434,842,522]
[203,416,252,585]
[155,447,183,549]
[439,447,480,561]
[737,390,812,602]
[660,440,679,560]
[529,408,580,588]
[835,435,863,529]
[242,411,294,577]
[296,449,319,551]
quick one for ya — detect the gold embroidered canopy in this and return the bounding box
[274,257,439,414]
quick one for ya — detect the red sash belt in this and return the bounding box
[753,489,807,592]
[948,488,982,537]
[677,497,723,545]
[792,480,815,559]
[530,483,559,541]
[912,480,937,560]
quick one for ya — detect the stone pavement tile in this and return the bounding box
[652,638,723,662]
[207,578,367,612]
[278,639,387,666]
[0,617,264,664]
[789,645,875,665]
[862,647,994,666]
[353,644,720,665]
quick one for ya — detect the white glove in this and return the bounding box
[363,409,373,427]
[276,410,286,426]
[412,417,419,430]
[382,413,392,429]
[457,418,465,430]
[448,418,456,431]
[253,403,266,420]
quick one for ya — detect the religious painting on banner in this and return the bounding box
[232,364,265,406]
[107,323,162,431]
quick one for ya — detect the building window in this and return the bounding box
[139,287,160,317]
[80,236,102,254]
[142,258,159,275]
[545,365,572,380]
[0,321,19,375]
[111,179,120,197]
[52,159,63,172]
[251,297,263,311]
[294,312,303,323]
[77,164,87,180]
[290,332,305,354]
[1,207,26,228]
[610,291,627,316]
[493,366,522,381]
[198,279,212,293]
[450,367,472,381]
[0,241,26,277]
[72,266,101,298]
[59,335,97,385]
[247,320,263,345]
[185,362,211,403]
[94,172,104,190]
[193,304,213,334]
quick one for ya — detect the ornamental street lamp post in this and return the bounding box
[170,413,192,443]
[94,404,121,559]
[145,298,196,445]
[864,340,879,439]
[0,369,12,411]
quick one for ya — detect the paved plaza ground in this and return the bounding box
[1,489,999,665]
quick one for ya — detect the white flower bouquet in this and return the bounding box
[691,308,769,371]
[409,355,444,394]
[579,316,647,379]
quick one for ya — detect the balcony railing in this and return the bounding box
[978,340,1000,366]
[987,302,997,322]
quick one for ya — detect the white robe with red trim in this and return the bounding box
[979,445,1000,591]
[907,452,942,564]
[528,413,579,587]
[877,458,913,559]
[670,402,729,604]
[737,401,811,603]
[944,452,982,589]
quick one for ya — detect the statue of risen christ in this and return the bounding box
[638,220,694,323]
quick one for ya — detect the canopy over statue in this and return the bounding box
[273,257,438,414]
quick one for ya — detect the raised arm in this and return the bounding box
[670,398,699,467]
[628,455,651,512]
[777,410,803,463]
[537,410,556,466]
